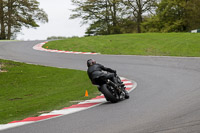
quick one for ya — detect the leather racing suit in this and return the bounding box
[87,63,117,85]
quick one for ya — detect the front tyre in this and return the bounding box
[100,84,118,103]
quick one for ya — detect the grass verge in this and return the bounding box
[0,59,99,124]
[44,33,200,57]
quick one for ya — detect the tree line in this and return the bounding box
[70,0,200,36]
[1,0,200,40]
[0,0,48,40]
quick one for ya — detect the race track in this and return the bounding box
[0,41,200,133]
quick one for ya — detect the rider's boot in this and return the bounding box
[120,83,125,88]
[122,86,129,99]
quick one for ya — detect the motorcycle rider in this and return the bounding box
[87,59,129,99]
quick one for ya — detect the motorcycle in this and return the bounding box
[98,74,129,103]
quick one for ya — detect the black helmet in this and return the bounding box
[87,59,96,67]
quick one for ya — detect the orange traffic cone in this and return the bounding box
[85,90,89,97]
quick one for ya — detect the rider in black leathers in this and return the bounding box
[87,59,129,98]
[87,59,118,85]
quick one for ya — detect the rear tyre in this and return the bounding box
[100,84,118,103]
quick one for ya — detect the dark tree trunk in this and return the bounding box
[136,0,142,33]
[0,0,6,39]
[112,0,120,34]
[105,0,111,34]
[137,13,142,33]
[7,0,13,40]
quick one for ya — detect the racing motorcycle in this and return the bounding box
[98,74,129,103]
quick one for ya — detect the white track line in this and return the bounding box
[33,41,100,55]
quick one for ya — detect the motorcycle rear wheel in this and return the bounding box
[100,84,118,103]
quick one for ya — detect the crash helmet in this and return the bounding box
[87,59,96,67]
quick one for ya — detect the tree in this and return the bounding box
[122,0,157,33]
[70,0,158,35]
[70,0,124,36]
[185,0,200,30]
[0,0,48,40]
[142,0,200,32]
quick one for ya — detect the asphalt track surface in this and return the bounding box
[0,41,200,133]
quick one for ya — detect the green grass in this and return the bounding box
[44,33,200,57]
[0,59,99,124]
